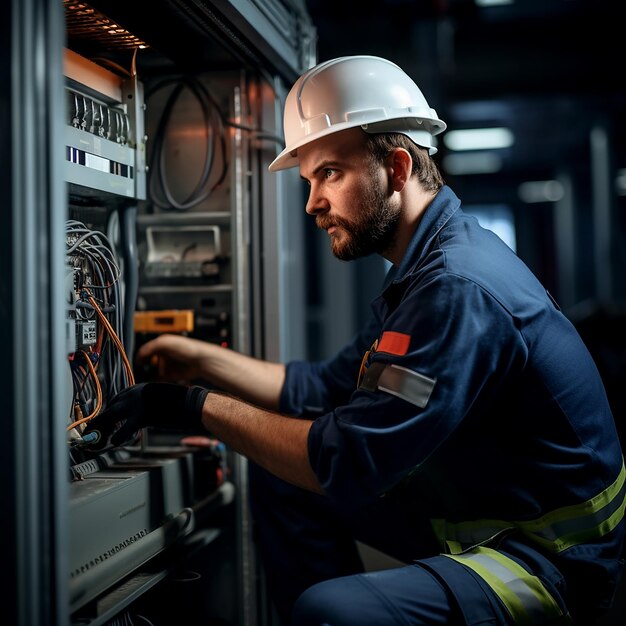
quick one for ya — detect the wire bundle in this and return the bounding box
[146,76,229,211]
[65,220,135,441]
[146,74,285,212]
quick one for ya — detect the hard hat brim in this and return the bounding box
[268,118,446,173]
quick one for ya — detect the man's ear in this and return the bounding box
[388,148,412,191]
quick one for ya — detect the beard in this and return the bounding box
[316,177,400,261]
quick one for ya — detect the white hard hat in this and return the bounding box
[268,55,447,172]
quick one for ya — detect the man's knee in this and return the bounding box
[292,579,355,626]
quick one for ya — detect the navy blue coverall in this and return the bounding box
[249,186,625,626]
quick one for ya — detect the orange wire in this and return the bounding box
[66,289,135,434]
[85,290,135,386]
[67,350,103,430]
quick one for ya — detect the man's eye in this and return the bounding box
[324,169,335,179]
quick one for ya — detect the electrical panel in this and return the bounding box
[54,1,317,625]
[64,46,147,200]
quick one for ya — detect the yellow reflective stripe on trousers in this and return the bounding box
[432,459,626,554]
[444,547,570,626]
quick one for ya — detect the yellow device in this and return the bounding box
[134,310,194,334]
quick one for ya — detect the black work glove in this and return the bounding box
[81,382,209,452]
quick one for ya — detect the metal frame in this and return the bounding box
[1,1,70,624]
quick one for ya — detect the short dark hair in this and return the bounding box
[364,132,444,193]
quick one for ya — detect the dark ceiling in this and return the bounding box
[305,0,625,102]
[305,0,626,179]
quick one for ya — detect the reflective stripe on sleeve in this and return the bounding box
[444,547,570,626]
[359,362,436,409]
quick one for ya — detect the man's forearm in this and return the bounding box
[201,392,323,494]
[197,344,286,411]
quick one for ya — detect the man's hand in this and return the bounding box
[136,335,211,383]
[81,382,208,451]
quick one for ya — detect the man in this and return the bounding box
[84,56,625,625]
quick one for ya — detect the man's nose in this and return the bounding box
[305,184,329,215]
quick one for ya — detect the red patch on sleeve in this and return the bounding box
[377,331,411,356]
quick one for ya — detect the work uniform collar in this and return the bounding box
[376,185,461,315]
[395,185,461,280]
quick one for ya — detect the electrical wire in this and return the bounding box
[147,75,228,211]
[132,615,155,625]
[85,289,135,387]
[66,350,102,430]
[66,219,134,442]
[146,73,286,212]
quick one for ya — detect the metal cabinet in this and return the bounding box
[0,1,316,624]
